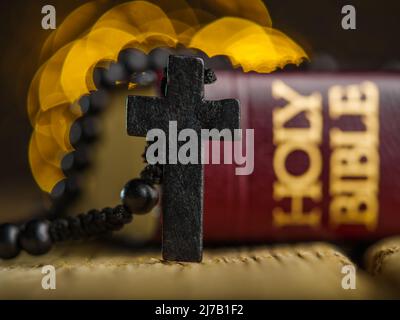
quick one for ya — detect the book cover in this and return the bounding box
[203,72,400,242]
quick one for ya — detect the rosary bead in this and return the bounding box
[130,71,157,86]
[50,177,81,205]
[204,68,217,84]
[121,179,159,214]
[69,116,100,147]
[78,94,90,114]
[308,52,338,71]
[104,62,128,84]
[93,63,128,88]
[93,66,107,89]
[69,119,83,147]
[89,90,110,114]
[80,116,101,142]
[19,220,53,256]
[207,55,232,70]
[61,152,75,175]
[118,48,148,73]
[149,47,172,70]
[61,148,90,176]
[140,164,163,184]
[0,224,21,259]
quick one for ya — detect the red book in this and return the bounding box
[203,72,400,242]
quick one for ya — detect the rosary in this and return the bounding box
[0,55,240,262]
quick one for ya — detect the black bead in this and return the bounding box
[204,68,217,84]
[48,177,81,218]
[89,90,110,114]
[78,94,91,114]
[206,55,232,70]
[93,66,108,89]
[118,48,149,73]
[50,177,80,202]
[69,119,83,147]
[93,63,128,88]
[140,164,163,184]
[121,179,159,214]
[309,52,338,71]
[69,116,100,147]
[61,147,90,176]
[61,152,74,175]
[80,116,100,142]
[149,47,172,70]
[106,62,128,82]
[49,218,70,242]
[0,224,21,259]
[130,70,157,86]
[19,220,53,256]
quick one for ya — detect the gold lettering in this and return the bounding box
[272,80,322,144]
[330,195,377,228]
[272,80,322,227]
[331,146,379,178]
[329,82,379,230]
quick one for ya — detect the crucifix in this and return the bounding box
[126,55,240,262]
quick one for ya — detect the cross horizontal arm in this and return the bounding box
[198,99,240,133]
[126,96,166,137]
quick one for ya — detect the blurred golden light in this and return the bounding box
[28,0,308,193]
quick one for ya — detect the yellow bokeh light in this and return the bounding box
[28,0,308,193]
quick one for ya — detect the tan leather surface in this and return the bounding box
[365,236,400,291]
[0,242,396,299]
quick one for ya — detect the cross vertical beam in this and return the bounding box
[127,55,240,262]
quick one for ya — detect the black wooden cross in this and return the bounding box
[126,55,240,262]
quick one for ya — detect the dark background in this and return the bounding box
[0,0,398,191]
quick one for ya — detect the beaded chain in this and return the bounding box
[0,48,215,260]
[0,155,162,259]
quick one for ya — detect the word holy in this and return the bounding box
[146,121,254,175]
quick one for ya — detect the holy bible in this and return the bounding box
[202,72,400,243]
[64,72,400,244]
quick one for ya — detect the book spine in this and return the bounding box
[203,72,400,242]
